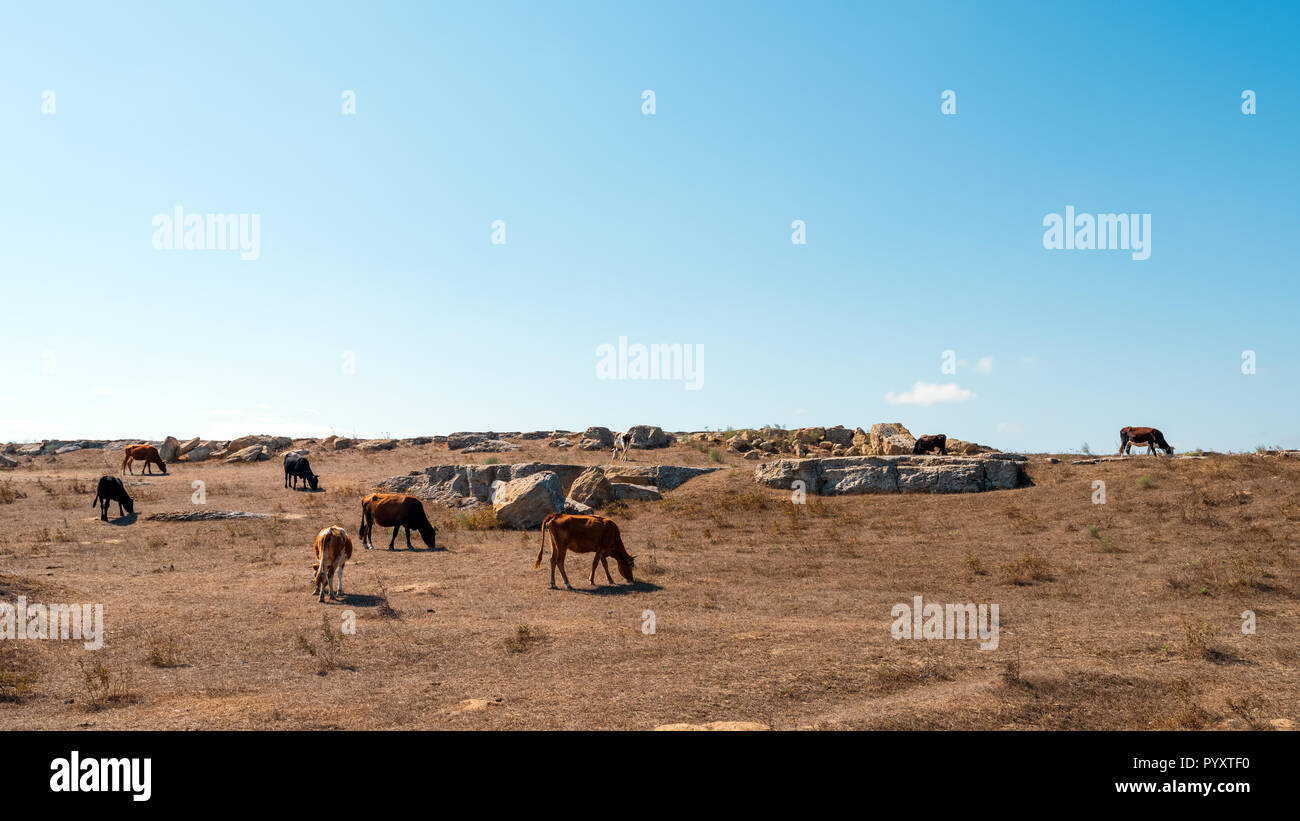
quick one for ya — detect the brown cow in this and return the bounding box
[311,526,353,602]
[534,513,635,590]
[913,434,948,455]
[1119,426,1174,456]
[121,444,167,475]
[359,493,437,550]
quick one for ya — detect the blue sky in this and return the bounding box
[1,1,1296,451]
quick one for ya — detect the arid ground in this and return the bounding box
[1,440,1296,730]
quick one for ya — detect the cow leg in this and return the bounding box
[554,547,573,589]
[389,527,398,550]
[406,527,413,549]
[315,566,327,602]
[590,553,601,584]
[334,562,345,598]
[600,555,616,584]
[101,500,109,521]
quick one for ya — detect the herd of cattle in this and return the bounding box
[86,426,1173,603]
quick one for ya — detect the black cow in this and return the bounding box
[92,475,135,521]
[283,452,320,490]
[913,434,948,455]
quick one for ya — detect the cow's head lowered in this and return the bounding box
[608,530,636,582]
[306,472,320,491]
[417,521,437,550]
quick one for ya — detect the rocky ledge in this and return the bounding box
[378,462,718,510]
[753,453,1030,495]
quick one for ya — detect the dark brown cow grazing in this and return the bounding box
[311,526,353,602]
[91,475,135,521]
[359,493,437,550]
[121,444,167,475]
[913,434,948,455]
[534,513,636,590]
[1119,426,1174,456]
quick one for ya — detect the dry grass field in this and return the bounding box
[1,440,1296,730]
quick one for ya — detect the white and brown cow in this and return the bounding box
[312,526,353,602]
[612,431,632,461]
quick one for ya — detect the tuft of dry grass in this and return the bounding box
[77,658,136,710]
[504,624,545,654]
[455,508,501,531]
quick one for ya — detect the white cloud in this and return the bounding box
[884,382,976,406]
[975,356,995,375]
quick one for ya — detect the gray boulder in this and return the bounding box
[492,471,565,529]
[627,425,672,449]
[569,466,614,508]
[611,482,662,502]
[224,444,270,463]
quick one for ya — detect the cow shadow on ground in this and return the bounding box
[107,513,138,526]
[571,580,663,596]
[289,487,326,493]
[333,593,385,607]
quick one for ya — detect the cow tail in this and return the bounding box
[534,518,549,569]
[91,491,99,507]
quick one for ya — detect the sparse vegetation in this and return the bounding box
[0,441,1295,729]
[78,658,136,710]
[456,508,501,530]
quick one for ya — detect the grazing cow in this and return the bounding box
[612,431,631,461]
[359,493,437,550]
[91,475,135,521]
[311,526,353,602]
[283,452,320,490]
[534,513,636,590]
[121,444,167,475]
[1119,426,1174,456]
[913,434,948,455]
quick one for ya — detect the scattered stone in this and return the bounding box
[445,697,504,716]
[332,438,355,450]
[356,439,396,452]
[654,721,769,731]
[224,444,270,463]
[147,510,271,521]
[547,438,573,448]
[0,453,17,469]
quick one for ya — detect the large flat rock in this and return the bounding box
[380,462,717,507]
[754,454,1029,494]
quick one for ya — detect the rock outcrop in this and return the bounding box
[754,453,1028,494]
[379,462,715,509]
